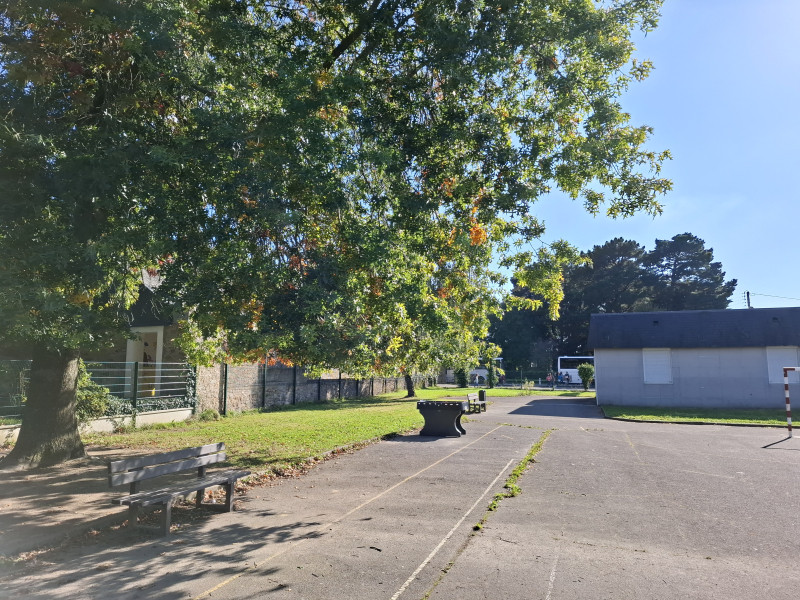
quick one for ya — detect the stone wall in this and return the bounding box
[195,364,224,414]
[195,364,408,414]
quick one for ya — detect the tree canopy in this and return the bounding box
[645,233,737,311]
[0,0,670,468]
[493,233,737,367]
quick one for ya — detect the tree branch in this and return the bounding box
[323,0,385,70]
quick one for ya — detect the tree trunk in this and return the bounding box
[1,348,85,470]
[404,374,416,398]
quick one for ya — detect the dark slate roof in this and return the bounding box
[587,308,800,349]
[128,286,174,327]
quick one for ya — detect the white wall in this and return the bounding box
[596,346,791,409]
[0,408,194,443]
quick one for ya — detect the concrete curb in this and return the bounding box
[601,412,788,429]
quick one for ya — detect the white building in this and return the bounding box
[587,308,800,409]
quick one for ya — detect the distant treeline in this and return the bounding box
[492,233,736,371]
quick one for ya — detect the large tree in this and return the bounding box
[1,0,670,468]
[493,238,650,360]
[645,233,737,311]
[551,237,652,354]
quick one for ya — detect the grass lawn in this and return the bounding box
[79,386,588,472]
[602,405,788,426]
[84,394,423,472]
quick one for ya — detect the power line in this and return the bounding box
[742,290,800,308]
[749,292,800,302]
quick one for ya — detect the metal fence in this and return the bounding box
[500,368,594,389]
[0,361,29,422]
[84,361,194,413]
[0,360,194,423]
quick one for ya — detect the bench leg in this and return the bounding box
[195,487,205,508]
[223,481,234,512]
[160,500,174,536]
[128,504,141,528]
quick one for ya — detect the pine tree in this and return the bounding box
[644,233,737,311]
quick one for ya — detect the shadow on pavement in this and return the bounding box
[386,435,450,443]
[509,397,604,419]
[0,453,132,557]
[0,509,324,600]
[762,436,800,450]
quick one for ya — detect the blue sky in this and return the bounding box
[532,0,800,309]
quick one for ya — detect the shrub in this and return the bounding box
[577,363,595,391]
[76,360,114,424]
[198,409,221,421]
[455,368,468,388]
[105,396,135,416]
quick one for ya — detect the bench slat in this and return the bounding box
[107,443,249,535]
[112,470,251,507]
[109,453,227,487]
[109,442,225,473]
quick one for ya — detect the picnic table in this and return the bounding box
[417,400,468,437]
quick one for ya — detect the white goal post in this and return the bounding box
[782,367,799,437]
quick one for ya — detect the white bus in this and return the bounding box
[556,356,594,385]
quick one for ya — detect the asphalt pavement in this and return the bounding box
[2,394,799,600]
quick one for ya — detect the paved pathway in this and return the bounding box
[439,397,800,599]
[2,394,799,599]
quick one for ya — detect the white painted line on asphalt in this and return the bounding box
[545,553,560,600]
[625,432,644,464]
[675,468,737,480]
[390,457,516,600]
[193,425,506,600]
[336,425,506,523]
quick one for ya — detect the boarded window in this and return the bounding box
[643,348,672,384]
[766,347,800,384]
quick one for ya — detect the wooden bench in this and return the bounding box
[108,442,250,536]
[467,392,486,414]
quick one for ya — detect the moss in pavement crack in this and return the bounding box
[473,429,552,531]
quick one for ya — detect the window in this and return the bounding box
[766,347,800,384]
[643,348,672,384]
